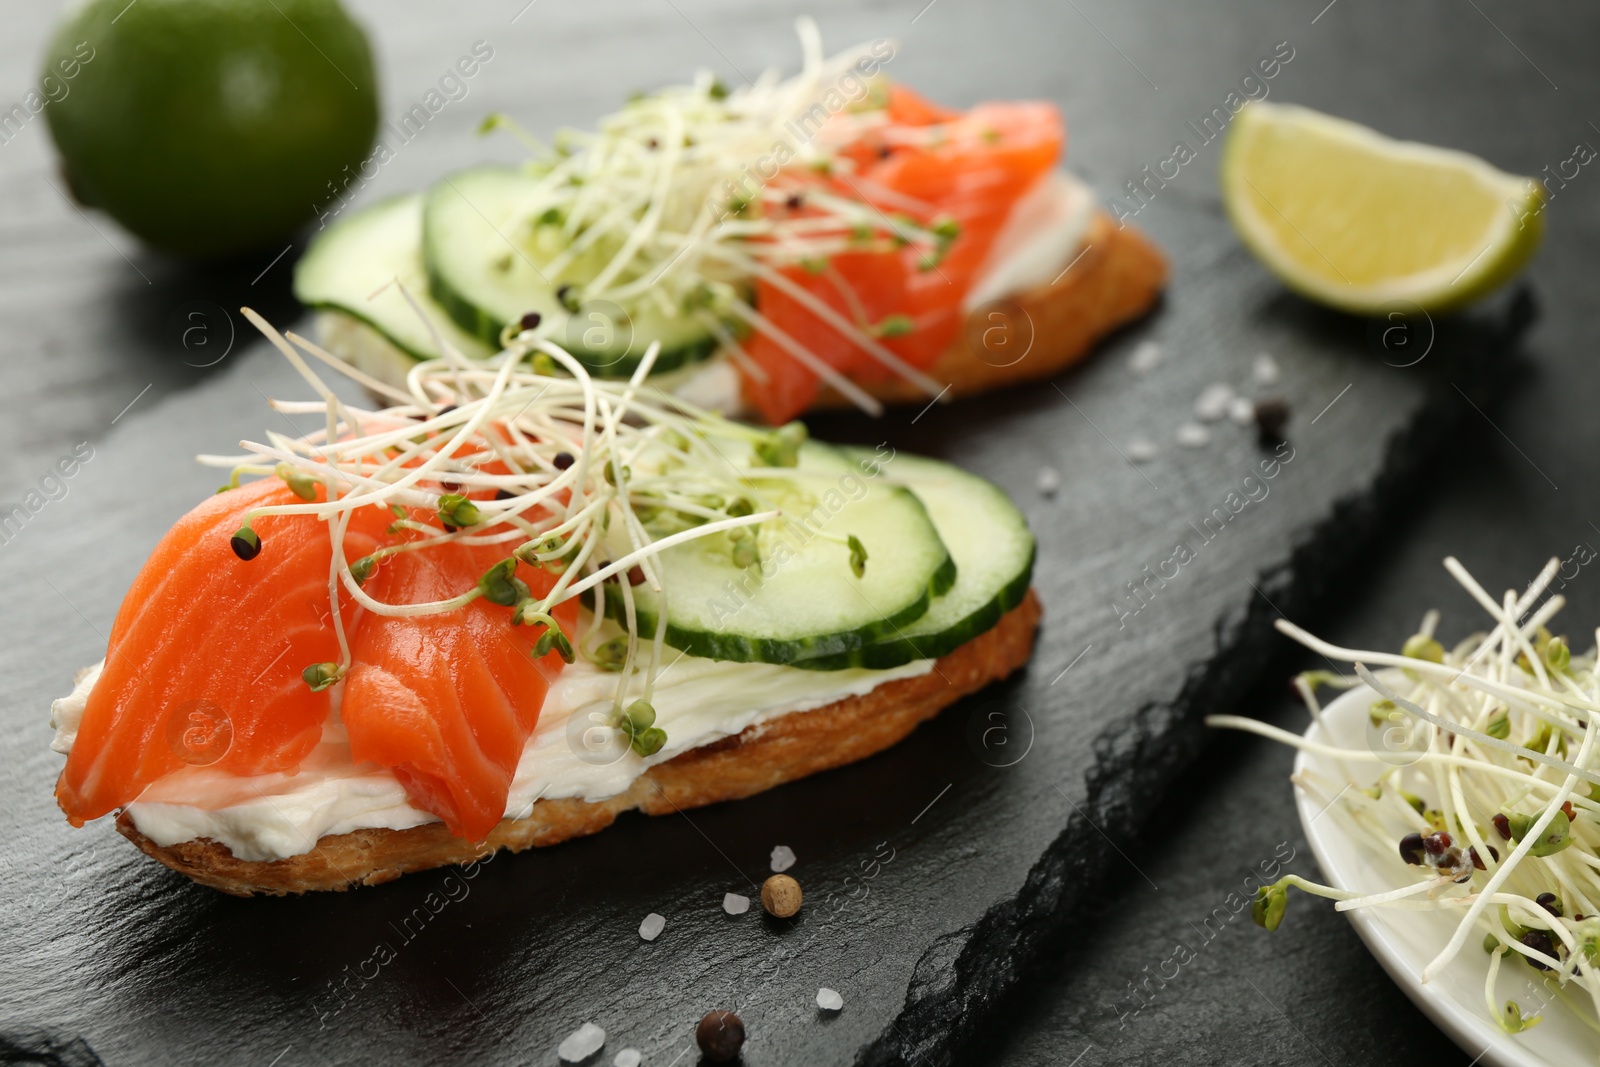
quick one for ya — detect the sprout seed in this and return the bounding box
[231,526,261,561]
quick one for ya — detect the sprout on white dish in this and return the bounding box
[1210,555,1600,1038]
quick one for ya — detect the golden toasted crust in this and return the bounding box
[811,212,1166,409]
[116,591,1042,895]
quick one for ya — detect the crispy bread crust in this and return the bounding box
[810,212,1166,409]
[116,590,1042,896]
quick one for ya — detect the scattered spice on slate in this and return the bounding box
[1254,398,1291,445]
[761,874,803,918]
[696,1010,744,1062]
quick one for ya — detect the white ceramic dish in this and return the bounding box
[1293,683,1591,1067]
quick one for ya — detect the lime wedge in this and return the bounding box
[1222,102,1543,314]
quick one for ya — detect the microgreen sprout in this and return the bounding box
[1298,670,1360,694]
[275,462,319,502]
[615,699,668,756]
[632,727,667,757]
[752,422,807,468]
[350,554,379,585]
[620,699,655,733]
[436,494,481,530]
[301,662,343,692]
[847,534,868,579]
[515,536,568,567]
[1251,881,1289,931]
[1500,999,1541,1034]
[592,636,629,672]
[1207,555,1600,1038]
[516,609,575,663]
[729,527,759,569]
[216,466,256,494]
[230,525,261,561]
[478,558,530,608]
[871,315,915,339]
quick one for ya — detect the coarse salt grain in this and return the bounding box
[558,1022,606,1063]
[1194,383,1234,422]
[1129,339,1163,374]
[1176,423,1210,449]
[770,845,796,872]
[1126,437,1158,463]
[1227,396,1255,426]
[639,913,666,941]
[1253,353,1280,385]
[613,1050,642,1067]
[723,892,751,915]
[1036,466,1060,497]
[817,987,844,1012]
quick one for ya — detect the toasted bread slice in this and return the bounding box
[813,213,1166,409]
[115,591,1042,896]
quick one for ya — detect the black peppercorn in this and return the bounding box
[1253,398,1291,445]
[696,1010,744,1062]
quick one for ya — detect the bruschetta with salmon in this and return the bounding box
[293,24,1165,425]
[50,311,1040,894]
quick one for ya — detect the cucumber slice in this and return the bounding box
[791,449,1035,670]
[606,441,955,664]
[294,194,493,363]
[422,166,721,378]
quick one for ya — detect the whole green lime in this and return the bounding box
[42,0,379,259]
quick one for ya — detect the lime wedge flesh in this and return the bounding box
[1222,102,1543,314]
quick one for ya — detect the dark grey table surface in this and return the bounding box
[0,2,1594,1066]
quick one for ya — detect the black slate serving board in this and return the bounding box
[0,182,1529,1066]
[0,0,1543,1060]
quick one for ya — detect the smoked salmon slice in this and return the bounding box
[59,468,580,841]
[57,479,392,825]
[742,94,1064,424]
[341,541,577,842]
